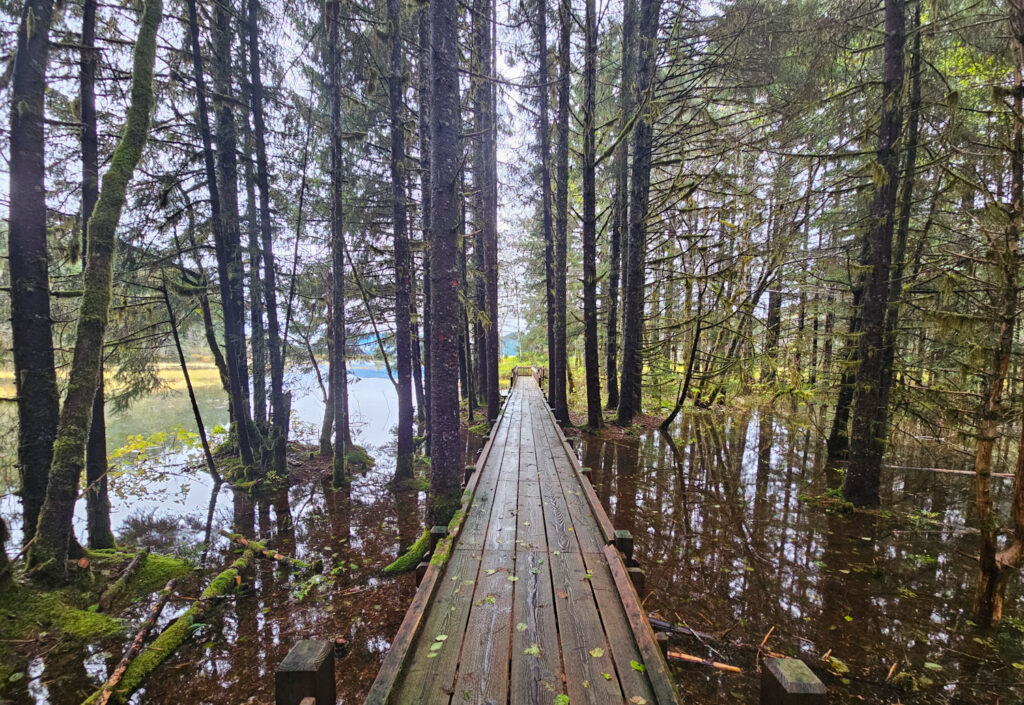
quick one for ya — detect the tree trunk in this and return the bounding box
[390,0,414,483]
[472,0,500,423]
[552,0,571,424]
[80,0,114,550]
[764,285,781,383]
[428,0,463,525]
[844,0,907,508]
[974,0,1024,625]
[28,0,162,583]
[327,0,350,487]
[237,30,266,433]
[617,0,661,425]
[8,0,59,546]
[246,0,288,477]
[537,0,555,402]
[189,0,255,469]
[582,0,602,428]
[418,6,433,447]
[607,0,637,410]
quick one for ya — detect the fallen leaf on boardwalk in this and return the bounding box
[589,647,604,658]
[601,673,611,680]
[629,697,648,704]
[582,680,590,688]
[557,590,568,599]
[516,622,528,632]
[508,576,519,582]
[430,642,443,652]
[554,695,569,705]
[485,569,497,575]
[524,643,541,656]
[435,635,448,641]
[630,660,646,673]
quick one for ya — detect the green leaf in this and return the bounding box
[516,622,528,632]
[554,695,570,705]
[430,642,444,652]
[435,634,448,641]
[589,647,604,658]
[524,643,541,656]
[923,662,943,671]
[601,672,611,680]
[630,660,646,673]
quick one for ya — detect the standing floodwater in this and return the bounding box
[579,409,1024,703]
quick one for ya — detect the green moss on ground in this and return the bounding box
[0,582,124,683]
[383,529,429,575]
[345,444,375,468]
[467,422,490,436]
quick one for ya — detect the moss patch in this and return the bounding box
[345,444,375,468]
[127,553,191,602]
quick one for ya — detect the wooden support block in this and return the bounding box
[415,561,428,587]
[580,467,593,483]
[614,529,634,562]
[429,525,448,553]
[464,465,476,486]
[275,640,336,705]
[655,632,670,657]
[760,657,826,705]
[627,566,646,597]
[299,698,315,705]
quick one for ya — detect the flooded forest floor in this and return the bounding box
[4,401,1024,704]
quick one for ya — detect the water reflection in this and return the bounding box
[580,409,1024,704]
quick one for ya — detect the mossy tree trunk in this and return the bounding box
[28,0,163,583]
[8,0,59,546]
[536,0,555,405]
[80,0,115,551]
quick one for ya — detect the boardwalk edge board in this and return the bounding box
[364,392,512,705]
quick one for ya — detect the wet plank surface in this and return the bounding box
[375,375,681,705]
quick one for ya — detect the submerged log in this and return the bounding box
[97,551,148,612]
[218,529,320,572]
[94,579,176,705]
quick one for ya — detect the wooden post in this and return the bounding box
[655,632,670,657]
[416,561,429,586]
[760,657,826,705]
[275,640,335,705]
[614,529,633,562]
[580,467,593,483]
[627,566,646,597]
[429,526,448,553]
[464,465,476,486]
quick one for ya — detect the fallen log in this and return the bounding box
[218,529,320,572]
[98,551,148,612]
[81,546,255,705]
[95,579,177,705]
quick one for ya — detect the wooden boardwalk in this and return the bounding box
[366,372,681,705]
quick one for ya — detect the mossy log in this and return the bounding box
[217,529,319,572]
[81,547,254,704]
[383,528,428,575]
[93,579,176,705]
[97,551,148,612]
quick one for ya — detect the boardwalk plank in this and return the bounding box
[549,551,623,705]
[510,550,564,705]
[391,549,483,704]
[452,549,516,704]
